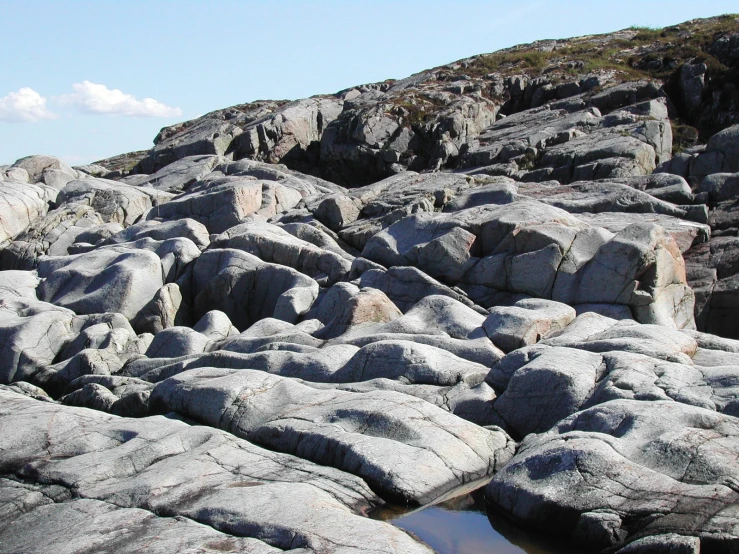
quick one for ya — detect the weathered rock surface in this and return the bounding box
[151,367,514,504]
[486,399,739,551]
[190,248,319,330]
[36,247,164,320]
[4,15,739,554]
[0,389,432,554]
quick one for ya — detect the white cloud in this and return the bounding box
[0,87,57,123]
[60,81,182,118]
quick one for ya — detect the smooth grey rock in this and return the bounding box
[229,97,344,171]
[0,181,57,244]
[0,481,287,554]
[37,247,164,320]
[145,326,211,358]
[10,154,76,185]
[56,178,171,226]
[699,172,739,202]
[705,123,739,173]
[210,220,351,285]
[314,286,401,339]
[0,270,40,299]
[377,294,487,340]
[543,318,697,363]
[337,333,502,367]
[0,297,82,385]
[484,298,577,353]
[191,249,319,330]
[148,178,263,234]
[151,367,514,505]
[193,310,240,341]
[339,339,489,386]
[362,212,478,285]
[576,211,709,254]
[312,194,361,232]
[136,102,285,173]
[0,204,105,269]
[102,217,211,250]
[132,154,226,192]
[131,283,186,335]
[487,399,739,551]
[615,534,700,554]
[356,266,482,313]
[0,389,431,554]
[680,61,707,112]
[490,347,602,436]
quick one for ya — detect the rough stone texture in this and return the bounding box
[151,367,514,504]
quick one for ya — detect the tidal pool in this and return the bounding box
[375,486,589,554]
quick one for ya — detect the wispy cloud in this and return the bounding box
[0,87,57,123]
[59,81,182,118]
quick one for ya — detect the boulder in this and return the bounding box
[0,204,104,270]
[490,347,602,437]
[193,310,240,341]
[0,480,285,554]
[144,326,211,358]
[0,181,57,244]
[148,178,263,233]
[314,285,401,339]
[56,178,171,226]
[0,297,82,384]
[704,123,739,173]
[191,249,319,330]
[37,247,164,320]
[210,220,351,285]
[487,399,739,551]
[483,298,577,352]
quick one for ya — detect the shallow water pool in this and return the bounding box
[377,487,588,554]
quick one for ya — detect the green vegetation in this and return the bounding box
[463,15,738,85]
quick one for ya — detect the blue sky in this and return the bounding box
[1,0,737,166]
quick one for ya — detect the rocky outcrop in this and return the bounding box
[3,14,739,554]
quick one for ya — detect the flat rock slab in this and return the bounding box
[0,479,288,554]
[0,389,432,554]
[151,367,515,504]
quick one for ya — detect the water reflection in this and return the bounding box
[378,487,588,554]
